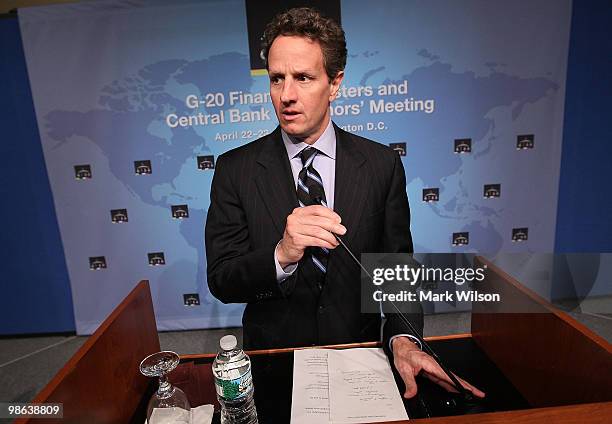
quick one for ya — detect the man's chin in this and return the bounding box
[280,122,306,138]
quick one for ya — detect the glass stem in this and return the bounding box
[157,375,173,398]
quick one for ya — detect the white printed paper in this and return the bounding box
[291,348,408,423]
[291,349,330,423]
[329,348,408,423]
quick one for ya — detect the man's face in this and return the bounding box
[268,35,343,144]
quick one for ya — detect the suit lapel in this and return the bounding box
[254,127,299,238]
[332,124,368,247]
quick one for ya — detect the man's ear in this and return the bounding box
[329,71,345,101]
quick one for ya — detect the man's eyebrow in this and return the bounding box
[293,68,316,75]
[269,69,316,77]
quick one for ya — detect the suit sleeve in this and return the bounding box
[205,154,289,304]
[380,153,424,354]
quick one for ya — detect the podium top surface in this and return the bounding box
[171,335,528,423]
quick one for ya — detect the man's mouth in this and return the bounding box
[282,110,301,121]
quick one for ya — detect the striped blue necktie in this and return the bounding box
[297,147,329,290]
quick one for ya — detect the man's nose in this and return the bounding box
[280,79,297,104]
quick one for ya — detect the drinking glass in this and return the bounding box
[139,351,191,423]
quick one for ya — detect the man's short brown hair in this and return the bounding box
[261,7,347,81]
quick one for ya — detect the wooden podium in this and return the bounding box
[18,258,612,423]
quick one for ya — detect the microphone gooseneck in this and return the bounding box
[313,196,471,399]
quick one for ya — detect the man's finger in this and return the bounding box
[293,233,338,250]
[394,361,418,399]
[423,372,459,393]
[298,216,346,235]
[456,375,486,398]
[422,360,485,398]
[296,224,341,245]
[299,205,342,222]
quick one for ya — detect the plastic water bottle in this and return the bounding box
[212,335,258,424]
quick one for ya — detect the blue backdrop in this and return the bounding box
[8,0,611,336]
[16,0,571,334]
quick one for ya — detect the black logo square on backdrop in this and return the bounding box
[389,142,407,156]
[148,252,166,266]
[171,205,189,219]
[454,138,472,153]
[74,164,92,180]
[134,160,152,175]
[422,187,439,202]
[517,134,534,150]
[197,155,215,170]
[512,227,529,242]
[452,232,469,246]
[183,293,200,306]
[110,209,128,223]
[89,256,107,270]
[483,184,501,198]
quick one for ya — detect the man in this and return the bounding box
[205,7,483,400]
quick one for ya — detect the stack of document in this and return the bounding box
[291,348,409,423]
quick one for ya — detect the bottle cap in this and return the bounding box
[220,335,238,351]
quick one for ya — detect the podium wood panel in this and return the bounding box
[15,280,160,424]
[391,401,612,424]
[472,256,612,408]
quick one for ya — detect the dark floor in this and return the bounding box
[0,309,609,416]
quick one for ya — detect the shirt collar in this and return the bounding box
[281,119,336,160]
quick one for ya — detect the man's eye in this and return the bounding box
[297,75,311,82]
[270,77,282,84]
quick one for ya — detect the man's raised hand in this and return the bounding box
[276,205,346,268]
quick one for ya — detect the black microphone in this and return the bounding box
[312,194,473,400]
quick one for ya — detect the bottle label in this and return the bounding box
[214,370,253,400]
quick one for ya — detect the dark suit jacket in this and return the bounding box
[205,123,423,350]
